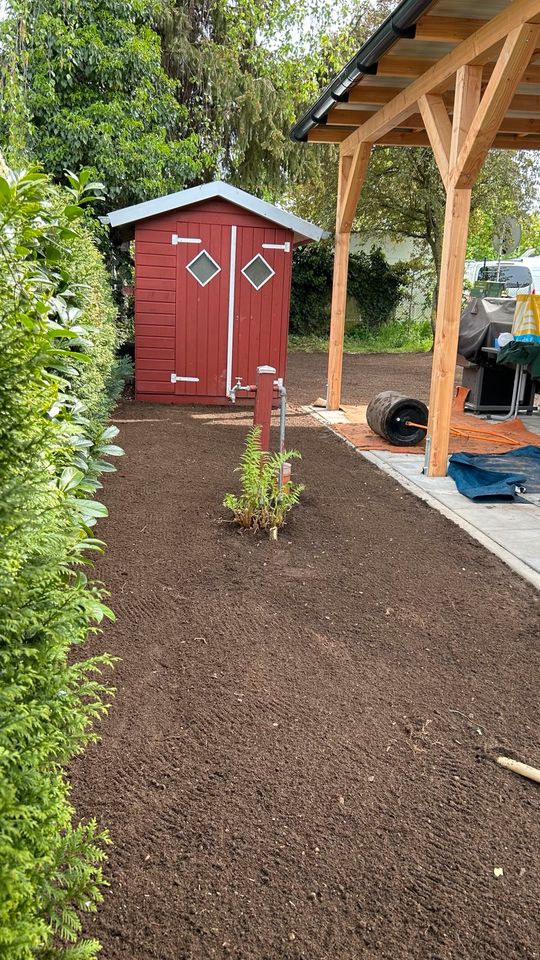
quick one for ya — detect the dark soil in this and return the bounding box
[285,349,436,406]
[72,353,540,960]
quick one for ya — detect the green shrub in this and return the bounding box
[289,240,408,336]
[224,427,304,532]
[289,241,334,335]
[0,165,121,959]
[347,248,408,331]
[58,220,120,421]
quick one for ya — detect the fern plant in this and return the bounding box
[223,426,304,531]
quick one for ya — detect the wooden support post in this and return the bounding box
[425,186,473,476]
[253,365,276,452]
[327,231,351,411]
[425,64,482,477]
[327,145,371,410]
[426,28,539,475]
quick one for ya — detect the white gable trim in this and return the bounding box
[104,181,327,243]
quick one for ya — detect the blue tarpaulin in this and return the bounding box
[448,445,540,501]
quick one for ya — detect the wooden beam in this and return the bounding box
[341,0,540,154]
[348,84,540,116]
[376,131,540,148]
[425,187,473,476]
[507,91,540,112]
[328,106,540,135]
[418,95,452,186]
[415,16,488,44]
[307,127,351,143]
[498,115,540,133]
[348,85,407,105]
[338,141,372,234]
[375,56,439,79]
[375,56,540,85]
[456,23,540,187]
[309,124,540,147]
[326,107,377,126]
[326,145,372,410]
[450,65,483,170]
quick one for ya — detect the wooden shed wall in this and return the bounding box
[134,198,294,402]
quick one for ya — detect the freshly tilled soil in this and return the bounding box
[71,353,540,960]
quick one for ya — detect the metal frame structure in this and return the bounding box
[291,0,540,476]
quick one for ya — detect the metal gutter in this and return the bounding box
[290,0,436,143]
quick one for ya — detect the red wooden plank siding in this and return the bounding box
[135,219,176,391]
[231,223,292,390]
[133,198,295,402]
[136,275,176,289]
[137,324,175,338]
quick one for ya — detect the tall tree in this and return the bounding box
[157,0,372,198]
[0,0,203,206]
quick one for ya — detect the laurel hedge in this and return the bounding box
[0,166,121,959]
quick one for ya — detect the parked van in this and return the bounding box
[464,258,533,297]
[517,254,540,293]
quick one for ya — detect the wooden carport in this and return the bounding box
[291,0,540,476]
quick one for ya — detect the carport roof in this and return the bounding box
[291,0,540,150]
[104,181,327,244]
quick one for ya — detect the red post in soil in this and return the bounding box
[253,365,276,452]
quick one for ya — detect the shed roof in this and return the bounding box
[104,181,327,244]
[291,0,540,150]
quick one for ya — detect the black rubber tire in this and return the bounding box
[366,391,428,447]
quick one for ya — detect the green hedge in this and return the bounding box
[289,240,408,336]
[59,220,121,422]
[0,166,121,959]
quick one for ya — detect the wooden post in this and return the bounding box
[426,34,537,476]
[327,144,372,410]
[424,65,482,477]
[254,365,276,452]
[425,185,473,476]
[327,230,351,410]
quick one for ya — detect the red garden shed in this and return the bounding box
[106,182,325,404]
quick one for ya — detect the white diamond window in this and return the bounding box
[241,254,275,290]
[186,250,221,287]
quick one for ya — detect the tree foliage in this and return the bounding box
[292,145,540,328]
[157,0,370,197]
[1,0,203,206]
[0,165,121,959]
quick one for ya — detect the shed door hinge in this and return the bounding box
[171,373,200,383]
[262,241,291,253]
[172,235,202,245]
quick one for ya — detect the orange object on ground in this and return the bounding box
[332,386,540,455]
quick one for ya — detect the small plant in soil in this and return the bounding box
[223,426,304,532]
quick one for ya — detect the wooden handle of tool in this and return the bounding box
[497,756,540,784]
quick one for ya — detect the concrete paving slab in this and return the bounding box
[364,450,540,590]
